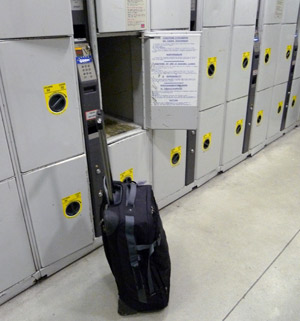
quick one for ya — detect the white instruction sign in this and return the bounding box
[150,35,200,107]
[126,0,147,30]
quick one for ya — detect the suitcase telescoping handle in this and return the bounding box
[96,110,114,204]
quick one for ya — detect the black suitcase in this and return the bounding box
[96,111,171,315]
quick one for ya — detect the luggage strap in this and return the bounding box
[126,182,137,207]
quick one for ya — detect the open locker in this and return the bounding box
[22,155,94,268]
[195,104,224,184]
[285,77,300,129]
[266,82,287,143]
[227,25,256,102]
[221,97,248,171]
[249,87,273,154]
[0,38,85,173]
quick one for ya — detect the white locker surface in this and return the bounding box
[233,0,259,26]
[274,24,296,86]
[0,38,84,172]
[227,26,255,101]
[282,0,300,23]
[108,131,151,184]
[95,0,148,33]
[0,108,13,182]
[221,98,248,165]
[286,78,300,128]
[0,179,36,293]
[23,155,94,268]
[0,0,73,39]
[150,0,191,30]
[267,82,287,139]
[195,105,224,179]
[199,27,230,111]
[198,0,234,27]
[249,88,273,150]
[257,24,281,91]
[153,130,186,202]
[260,0,284,24]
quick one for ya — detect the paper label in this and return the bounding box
[120,168,134,182]
[202,133,212,151]
[275,0,284,20]
[71,0,84,11]
[150,35,200,107]
[62,192,82,219]
[126,0,147,31]
[170,146,182,167]
[43,83,68,115]
[242,52,250,70]
[85,109,98,121]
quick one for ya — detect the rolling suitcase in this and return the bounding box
[96,111,171,315]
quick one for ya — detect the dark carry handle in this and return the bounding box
[126,182,137,207]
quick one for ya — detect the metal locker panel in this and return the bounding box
[274,24,296,86]
[108,131,151,184]
[293,37,300,79]
[23,155,94,267]
[267,82,287,138]
[234,0,259,26]
[195,105,224,179]
[0,178,36,293]
[144,32,200,129]
[0,108,13,182]
[260,0,284,24]
[150,0,191,30]
[282,0,300,23]
[221,98,248,165]
[227,26,255,102]
[199,27,230,111]
[0,38,84,172]
[152,130,186,202]
[286,78,300,128]
[256,24,281,92]
[249,88,273,150]
[199,0,234,27]
[95,0,148,33]
[0,0,73,39]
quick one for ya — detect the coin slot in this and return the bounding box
[292,99,296,107]
[49,93,66,113]
[242,57,249,69]
[65,201,81,217]
[207,64,215,77]
[265,53,270,64]
[203,139,211,150]
[172,153,180,165]
[236,124,242,135]
[257,115,262,124]
[277,105,282,114]
[286,50,291,59]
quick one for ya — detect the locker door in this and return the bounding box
[282,0,300,23]
[0,0,72,39]
[95,0,148,33]
[200,0,234,27]
[0,107,13,181]
[0,38,84,172]
[260,0,284,24]
[286,78,300,128]
[23,155,94,267]
[257,24,281,92]
[267,83,287,139]
[150,0,191,30]
[249,88,273,150]
[144,32,200,129]
[234,0,259,26]
[0,179,36,293]
[222,98,248,165]
[153,130,187,202]
[274,24,296,86]
[199,27,230,111]
[227,26,255,101]
[195,105,224,179]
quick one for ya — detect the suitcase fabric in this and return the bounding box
[101,181,171,315]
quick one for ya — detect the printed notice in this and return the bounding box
[150,35,200,107]
[275,0,284,20]
[126,0,147,30]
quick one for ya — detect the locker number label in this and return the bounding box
[62,192,82,219]
[202,133,212,151]
[286,45,292,60]
[207,57,217,78]
[291,96,297,108]
[235,120,243,136]
[120,168,134,182]
[44,83,68,115]
[256,110,264,126]
[242,52,250,70]
[277,101,283,114]
[170,146,182,167]
[264,48,271,64]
